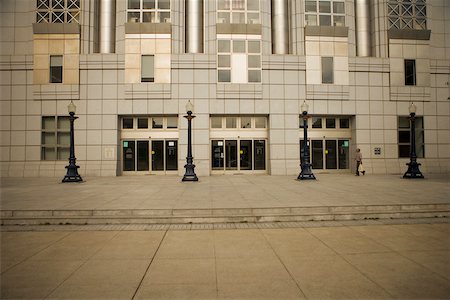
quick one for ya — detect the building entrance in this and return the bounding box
[122,139,178,173]
[301,139,350,170]
[212,139,266,173]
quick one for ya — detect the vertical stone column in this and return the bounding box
[271,0,289,54]
[355,0,371,56]
[185,0,203,53]
[99,0,116,53]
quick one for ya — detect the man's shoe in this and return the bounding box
[362,171,365,175]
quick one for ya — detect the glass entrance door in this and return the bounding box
[212,139,266,172]
[123,140,135,171]
[137,141,149,171]
[301,139,350,171]
[123,139,178,173]
[166,140,178,170]
[151,140,164,171]
[254,140,265,170]
[240,140,252,170]
[225,140,238,170]
[325,140,337,169]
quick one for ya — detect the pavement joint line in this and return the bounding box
[43,230,122,299]
[307,226,397,298]
[131,229,168,300]
[259,227,308,298]
[0,218,448,232]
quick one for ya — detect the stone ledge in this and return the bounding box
[388,29,431,40]
[33,22,80,34]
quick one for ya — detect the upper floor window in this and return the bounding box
[404,59,416,86]
[217,38,261,83]
[127,0,170,23]
[217,0,260,24]
[321,57,334,84]
[388,0,427,30]
[141,55,155,82]
[305,0,345,27]
[50,55,63,83]
[36,0,80,23]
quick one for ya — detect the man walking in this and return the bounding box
[355,148,365,176]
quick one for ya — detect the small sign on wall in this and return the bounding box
[104,147,115,159]
[374,147,381,155]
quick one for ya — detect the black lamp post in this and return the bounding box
[403,102,424,179]
[62,100,83,183]
[182,100,198,182]
[298,101,316,180]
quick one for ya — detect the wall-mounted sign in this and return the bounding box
[168,141,174,146]
[374,147,381,155]
[343,141,349,148]
[218,141,223,146]
[123,141,128,147]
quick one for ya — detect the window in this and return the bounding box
[138,118,149,129]
[339,118,350,128]
[217,39,261,83]
[37,0,80,23]
[127,0,170,23]
[50,55,63,83]
[398,116,424,158]
[141,55,154,82]
[41,116,70,160]
[122,116,177,129]
[217,0,260,24]
[152,117,163,129]
[404,59,416,86]
[322,57,334,84]
[123,118,134,129]
[211,116,267,129]
[312,117,322,128]
[305,0,345,27]
[388,0,427,30]
[326,118,336,128]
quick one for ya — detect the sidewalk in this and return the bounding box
[1,174,450,224]
[1,223,450,299]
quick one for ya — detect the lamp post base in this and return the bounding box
[297,163,316,180]
[62,165,83,183]
[403,162,424,179]
[182,164,198,182]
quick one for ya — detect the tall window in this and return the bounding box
[141,55,154,82]
[398,116,424,158]
[404,59,416,86]
[217,0,260,24]
[322,57,334,84]
[50,55,63,83]
[127,0,170,23]
[305,0,345,26]
[388,0,427,30]
[36,0,80,23]
[41,116,70,160]
[217,39,261,83]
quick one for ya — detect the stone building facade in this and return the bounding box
[0,0,449,177]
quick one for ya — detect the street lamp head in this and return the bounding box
[301,100,309,116]
[68,100,76,114]
[409,102,417,115]
[186,100,194,114]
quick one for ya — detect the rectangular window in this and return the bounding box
[138,118,149,129]
[127,0,170,23]
[218,39,261,83]
[152,117,163,129]
[312,117,322,128]
[141,55,154,82]
[123,118,134,129]
[322,57,334,84]
[166,117,178,129]
[398,116,424,158]
[326,118,336,128]
[50,55,63,83]
[404,59,416,86]
[41,116,70,160]
[305,0,345,27]
[217,0,260,24]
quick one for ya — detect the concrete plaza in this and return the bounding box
[1,222,450,299]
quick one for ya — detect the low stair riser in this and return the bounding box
[1,211,448,225]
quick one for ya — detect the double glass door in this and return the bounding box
[301,139,349,170]
[212,139,266,172]
[123,140,178,173]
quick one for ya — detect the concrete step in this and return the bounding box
[1,203,449,225]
